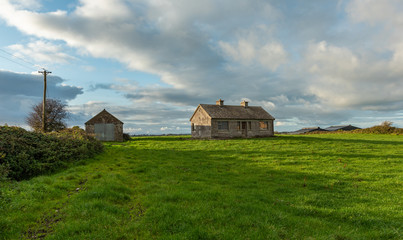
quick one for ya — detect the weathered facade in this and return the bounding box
[85,109,124,141]
[190,99,275,139]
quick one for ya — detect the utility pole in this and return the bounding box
[38,69,51,132]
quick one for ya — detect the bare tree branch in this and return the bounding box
[26,99,69,132]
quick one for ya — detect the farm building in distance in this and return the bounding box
[286,125,360,134]
[325,125,360,131]
[85,109,124,141]
[190,99,275,138]
[290,127,328,135]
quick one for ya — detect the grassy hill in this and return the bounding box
[1,134,402,239]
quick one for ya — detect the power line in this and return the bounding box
[0,48,38,67]
[0,49,57,132]
[0,54,38,71]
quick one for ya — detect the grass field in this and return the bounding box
[0,134,402,239]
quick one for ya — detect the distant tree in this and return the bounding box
[380,121,393,127]
[26,99,69,132]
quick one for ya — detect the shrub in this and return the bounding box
[0,162,9,182]
[123,133,132,141]
[352,122,403,135]
[0,126,103,181]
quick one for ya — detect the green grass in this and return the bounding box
[1,134,402,239]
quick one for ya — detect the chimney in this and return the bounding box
[241,100,248,107]
[216,99,224,106]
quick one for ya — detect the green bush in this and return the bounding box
[0,161,8,182]
[0,126,103,181]
[123,133,132,141]
[352,121,403,135]
[302,121,402,135]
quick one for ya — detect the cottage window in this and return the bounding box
[237,121,241,130]
[191,123,195,131]
[259,121,268,130]
[218,121,229,130]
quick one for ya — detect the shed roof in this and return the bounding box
[85,109,123,125]
[191,104,275,120]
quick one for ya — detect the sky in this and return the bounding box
[0,0,402,134]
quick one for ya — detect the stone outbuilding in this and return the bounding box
[190,99,275,138]
[85,109,124,141]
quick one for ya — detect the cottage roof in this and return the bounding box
[85,109,123,125]
[192,104,275,120]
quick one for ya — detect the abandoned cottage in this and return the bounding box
[85,109,124,141]
[190,99,275,138]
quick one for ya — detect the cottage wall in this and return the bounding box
[248,120,274,138]
[190,101,275,139]
[210,119,274,138]
[190,107,212,138]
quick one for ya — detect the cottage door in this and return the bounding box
[242,122,247,137]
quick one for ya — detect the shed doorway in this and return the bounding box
[94,123,115,141]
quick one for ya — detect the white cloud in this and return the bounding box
[74,0,131,20]
[8,40,77,65]
[124,127,143,132]
[219,26,287,71]
[275,121,296,127]
[347,0,403,26]
[9,0,41,10]
[302,41,403,110]
[306,41,359,76]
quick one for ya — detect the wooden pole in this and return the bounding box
[38,69,51,132]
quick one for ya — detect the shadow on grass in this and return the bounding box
[121,146,401,237]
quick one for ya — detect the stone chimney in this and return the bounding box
[241,100,248,107]
[216,99,224,106]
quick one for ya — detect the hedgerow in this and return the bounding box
[0,126,103,181]
[302,122,402,135]
[352,121,403,135]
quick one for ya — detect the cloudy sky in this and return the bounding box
[0,0,402,134]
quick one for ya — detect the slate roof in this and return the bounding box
[193,104,275,120]
[85,109,123,125]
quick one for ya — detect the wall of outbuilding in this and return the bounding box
[113,123,124,141]
[85,123,123,141]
